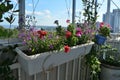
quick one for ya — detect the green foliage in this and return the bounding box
[82,0,102,79]
[78,34,89,44]
[85,45,101,80]
[99,45,120,67]
[56,25,65,36]
[0,0,13,22]
[67,24,75,35]
[82,0,98,24]
[0,45,18,80]
[66,36,78,46]
[99,26,110,37]
[0,66,16,80]
[0,26,18,38]
[4,15,15,24]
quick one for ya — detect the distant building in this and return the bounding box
[103,9,120,33]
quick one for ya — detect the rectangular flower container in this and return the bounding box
[15,42,94,75]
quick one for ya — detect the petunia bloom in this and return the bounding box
[64,45,70,53]
[100,22,104,28]
[76,27,83,37]
[65,31,72,38]
[66,19,70,23]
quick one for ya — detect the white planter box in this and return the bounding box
[100,63,120,80]
[15,42,94,75]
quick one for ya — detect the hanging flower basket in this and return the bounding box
[15,42,94,75]
[95,34,106,45]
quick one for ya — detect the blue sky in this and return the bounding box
[1,0,120,27]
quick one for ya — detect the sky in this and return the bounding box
[1,0,120,27]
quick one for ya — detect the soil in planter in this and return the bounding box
[23,50,48,56]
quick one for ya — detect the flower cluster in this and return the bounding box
[18,20,94,55]
[98,22,111,37]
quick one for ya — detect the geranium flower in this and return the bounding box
[65,31,72,38]
[64,45,70,53]
[100,22,104,28]
[37,30,47,39]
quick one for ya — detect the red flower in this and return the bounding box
[100,22,104,28]
[64,45,70,53]
[37,30,47,39]
[65,31,71,38]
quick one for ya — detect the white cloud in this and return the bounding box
[28,3,33,7]
[12,0,18,3]
[25,10,51,16]
[44,10,51,14]
[26,10,43,15]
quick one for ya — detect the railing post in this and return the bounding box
[18,0,25,29]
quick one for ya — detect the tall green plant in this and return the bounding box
[82,0,101,80]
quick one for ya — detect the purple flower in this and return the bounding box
[22,40,27,45]
[18,33,25,38]
[54,20,59,25]
[85,29,91,34]
[29,27,34,32]
[48,34,53,39]
[76,27,82,32]
[49,45,54,49]
[26,35,31,40]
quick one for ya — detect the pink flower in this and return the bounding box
[100,22,104,28]
[76,32,82,37]
[76,27,82,32]
[107,24,112,29]
[76,27,83,37]
[66,19,70,23]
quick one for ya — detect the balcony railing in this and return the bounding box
[9,56,90,80]
[1,33,120,80]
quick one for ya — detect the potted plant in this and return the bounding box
[0,45,18,80]
[95,22,111,45]
[15,20,94,75]
[99,44,120,80]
